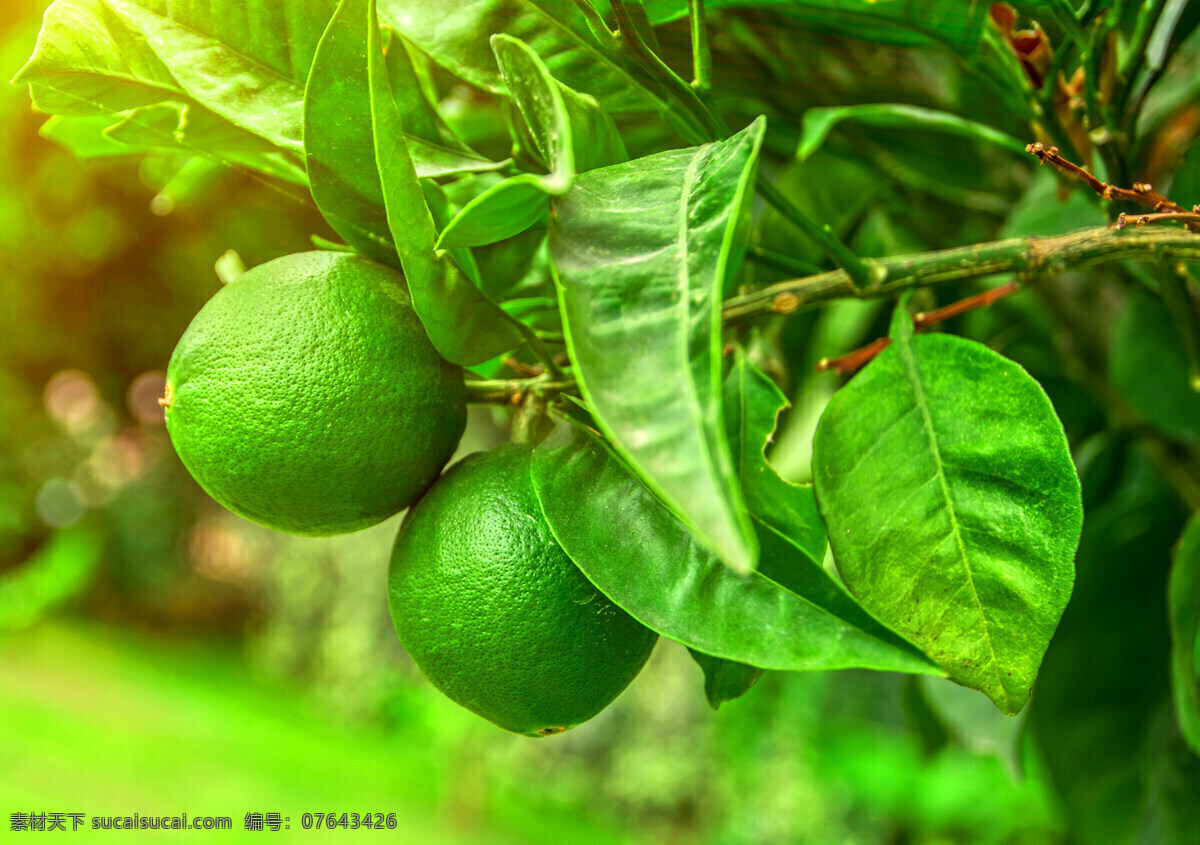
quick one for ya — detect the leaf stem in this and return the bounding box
[754,177,877,290]
[722,226,1200,321]
[610,0,726,141]
[746,245,824,277]
[687,0,712,92]
[463,374,577,405]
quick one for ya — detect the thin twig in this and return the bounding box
[463,375,577,405]
[721,225,1200,322]
[1117,210,1200,229]
[816,282,1022,374]
[1026,141,1187,213]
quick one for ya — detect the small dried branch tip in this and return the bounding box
[1025,142,1190,217]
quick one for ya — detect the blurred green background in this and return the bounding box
[0,2,1147,842]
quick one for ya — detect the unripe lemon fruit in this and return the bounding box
[162,250,466,536]
[389,445,657,736]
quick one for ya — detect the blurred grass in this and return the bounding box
[0,621,636,845]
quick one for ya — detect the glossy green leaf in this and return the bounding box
[305,0,402,265]
[812,311,1083,715]
[361,0,526,364]
[105,102,277,152]
[109,105,308,184]
[492,33,626,178]
[15,0,184,117]
[642,0,992,57]
[687,649,764,710]
[531,422,941,676]
[797,104,1027,162]
[382,27,473,152]
[493,34,575,189]
[1171,516,1200,757]
[549,119,766,573]
[722,352,825,565]
[101,0,335,153]
[16,0,501,179]
[376,0,691,136]
[435,174,551,250]
[1111,291,1200,443]
[306,1,515,263]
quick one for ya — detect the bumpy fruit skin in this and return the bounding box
[389,445,658,737]
[163,250,466,536]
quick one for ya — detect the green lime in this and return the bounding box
[389,445,657,736]
[162,250,466,536]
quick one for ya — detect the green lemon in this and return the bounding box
[389,445,657,736]
[162,250,466,536]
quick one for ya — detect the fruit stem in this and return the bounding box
[463,375,576,405]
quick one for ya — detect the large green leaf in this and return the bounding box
[549,119,766,573]
[15,0,186,117]
[1171,516,1200,757]
[683,353,832,710]
[643,0,992,57]
[376,0,704,139]
[16,0,501,177]
[306,0,515,262]
[812,309,1082,714]
[312,0,524,363]
[531,423,941,675]
[305,0,402,265]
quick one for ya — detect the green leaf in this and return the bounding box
[1171,516,1200,757]
[15,0,184,117]
[796,104,1027,162]
[549,119,766,573]
[812,321,1083,715]
[382,27,473,152]
[723,352,826,564]
[531,422,941,675]
[1111,290,1200,443]
[435,174,551,250]
[642,0,993,57]
[379,0,663,106]
[492,33,575,189]
[362,0,526,364]
[686,649,764,710]
[105,102,277,152]
[17,0,501,179]
[305,0,402,265]
[492,33,626,178]
[100,0,335,153]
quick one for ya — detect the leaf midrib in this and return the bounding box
[895,334,1008,706]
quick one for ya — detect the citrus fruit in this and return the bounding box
[162,250,466,536]
[388,444,657,736]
